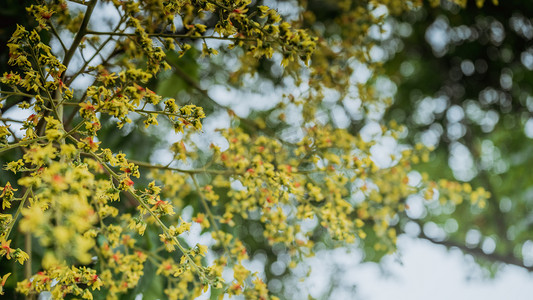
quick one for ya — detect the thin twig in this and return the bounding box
[49,23,68,53]
[190,174,233,260]
[417,230,533,272]
[128,159,233,175]
[5,188,32,239]
[0,117,25,124]
[62,0,98,77]
[88,152,212,284]
[85,30,254,42]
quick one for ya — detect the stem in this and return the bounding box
[85,30,254,42]
[66,14,127,86]
[67,0,90,5]
[64,120,86,137]
[134,108,187,118]
[3,122,20,145]
[0,137,47,155]
[0,90,39,99]
[1,120,84,155]
[89,152,211,283]
[6,188,32,239]
[190,174,232,258]
[64,92,88,129]
[0,117,25,124]
[49,23,67,53]
[128,159,233,175]
[27,42,61,119]
[62,0,98,76]
[24,232,32,279]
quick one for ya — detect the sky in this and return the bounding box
[325,236,533,300]
[258,234,533,300]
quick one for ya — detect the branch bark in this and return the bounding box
[416,228,533,272]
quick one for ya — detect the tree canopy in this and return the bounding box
[0,0,523,299]
[384,0,533,275]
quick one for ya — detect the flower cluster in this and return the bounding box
[16,266,102,299]
[0,0,491,298]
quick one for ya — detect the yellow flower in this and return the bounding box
[0,240,12,259]
[196,244,208,257]
[0,273,11,295]
[13,249,29,264]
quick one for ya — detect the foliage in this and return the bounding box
[0,0,491,299]
[384,0,533,274]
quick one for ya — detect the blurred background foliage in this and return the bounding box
[383,0,533,275]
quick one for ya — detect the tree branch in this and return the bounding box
[62,0,98,76]
[85,30,253,42]
[416,229,533,272]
